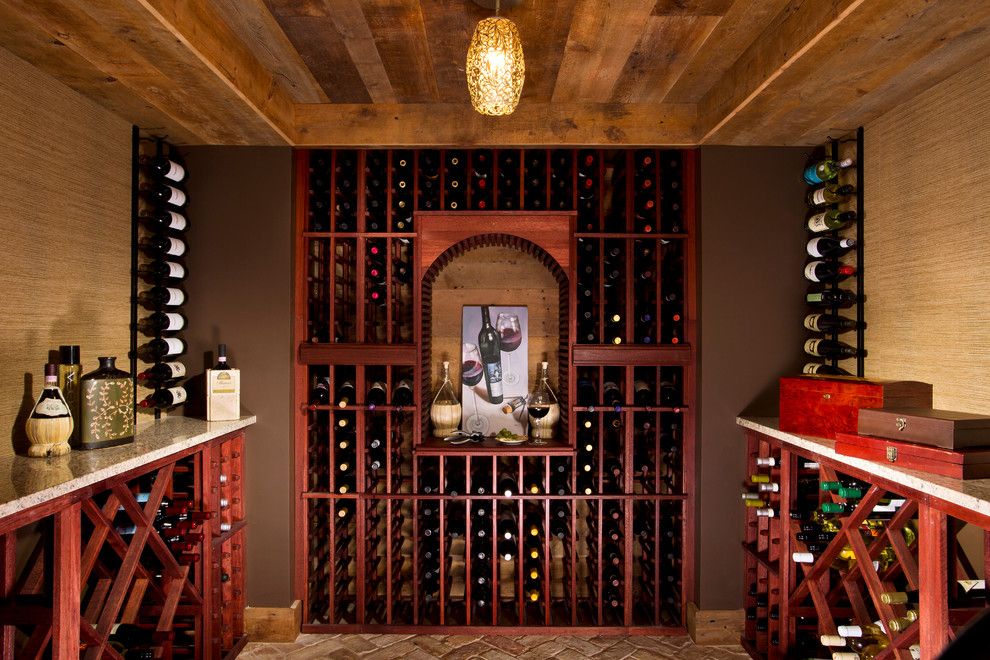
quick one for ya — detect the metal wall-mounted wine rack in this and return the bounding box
[131,132,190,417]
[802,127,866,377]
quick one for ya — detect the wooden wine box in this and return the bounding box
[779,376,932,439]
[835,431,990,479]
[858,408,990,450]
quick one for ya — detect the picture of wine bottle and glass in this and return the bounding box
[461,305,528,436]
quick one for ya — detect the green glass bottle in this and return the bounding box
[80,356,134,449]
[803,157,854,185]
[807,208,857,233]
[806,183,855,208]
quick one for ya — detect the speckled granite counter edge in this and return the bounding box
[0,415,255,522]
[737,416,990,520]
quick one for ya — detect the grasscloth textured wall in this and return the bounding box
[181,147,294,606]
[0,46,131,457]
[864,55,990,415]
[697,147,809,609]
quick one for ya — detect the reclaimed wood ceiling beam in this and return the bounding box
[293,102,696,147]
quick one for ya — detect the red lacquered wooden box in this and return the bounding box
[779,376,932,439]
[835,432,990,479]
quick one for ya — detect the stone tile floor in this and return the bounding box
[239,634,749,659]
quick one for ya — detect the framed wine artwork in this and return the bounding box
[461,305,529,436]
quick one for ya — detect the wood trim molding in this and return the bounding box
[244,600,302,643]
[686,602,744,646]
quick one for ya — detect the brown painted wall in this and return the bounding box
[0,46,132,457]
[696,146,809,609]
[180,147,294,606]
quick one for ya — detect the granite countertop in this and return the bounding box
[737,416,990,521]
[0,415,255,521]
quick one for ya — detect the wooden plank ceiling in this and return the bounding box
[1,0,989,146]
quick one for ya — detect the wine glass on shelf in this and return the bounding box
[461,343,488,435]
[496,312,522,385]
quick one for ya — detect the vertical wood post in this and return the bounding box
[52,501,81,659]
[919,504,949,660]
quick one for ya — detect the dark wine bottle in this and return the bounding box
[213,343,231,370]
[143,235,187,258]
[309,376,331,405]
[807,236,856,258]
[805,260,856,283]
[141,208,188,232]
[391,379,413,406]
[602,381,622,408]
[336,380,355,408]
[139,386,187,409]
[141,286,185,307]
[366,381,387,407]
[806,288,856,308]
[802,363,852,376]
[803,313,860,333]
[804,338,862,359]
[145,181,187,207]
[477,306,504,404]
[144,155,186,183]
[142,337,185,360]
[141,259,186,280]
[633,380,654,406]
[140,311,186,333]
[137,361,187,383]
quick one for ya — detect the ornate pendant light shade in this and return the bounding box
[466,15,525,116]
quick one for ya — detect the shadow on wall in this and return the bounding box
[739,380,781,418]
[11,372,35,455]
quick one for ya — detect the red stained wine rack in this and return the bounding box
[293,148,697,632]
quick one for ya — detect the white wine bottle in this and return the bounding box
[803,157,853,185]
[806,183,854,208]
[807,209,856,233]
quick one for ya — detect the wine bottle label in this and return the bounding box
[165,185,187,206]
[166,210,187,231]
[163,337,184,355]
[803,363,824,374]
[164,362,186,378]
[167,387,188,404]
[34,395,70,417]
[165,237,186,257]
[804,339,823,356]
[811,188,828,205]
[804,314,823,331]
[807,211,830,232]
[807,237,825,257]
[164,160,186,182]
[804,261,825,282]
[807,293,823,303]
[163,313,184,331]
[164,288,185,306]
[165,261,185,278]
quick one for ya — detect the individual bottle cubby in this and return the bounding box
[307,149,332,231]
[470,149,494,210]
[444,150,467,211]
[363,150,388,232]
[523,149,548,210]
[497,150,520,210]
[213,433,245,535]
[215,528,246,655]
[602,152,627,233]
[392,150,414,231]
[577,149,599,231]
[418,149,441,211]
[550,149,575,212]
[135,137,190,414]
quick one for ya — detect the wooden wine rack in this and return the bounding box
[293,148,697,633]
[741,420,990,660]
[0,427,247,659]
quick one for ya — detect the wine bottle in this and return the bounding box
[138,361,187,383]
[806,288,856,308]
[142,337,185,359]
[140,311,186,333]
[139,387,187,409]
[807,208,857,233]
[142,208,188,232]
[804,313,860,333]
[498,475,517,497]
[141,259,185,280]
[210,344,231,371]
[477,306,504,404]
[633,380,654,406]
[803,157,853,185]
[143,235,187,258]
[804,260,856,284]
[25,363,73,457]
[145,155,187,183]
[804,338,862,359]
[807,236,856,258]
[602,381,622,408]
[391,379,413,406]
[336,381,355,407]
[806,183,854,208]
[366,381,387,408]
[141,286,185,307]
[146,181,187,207]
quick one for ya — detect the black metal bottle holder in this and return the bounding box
[808,127,865,377]
[131,133,188,419]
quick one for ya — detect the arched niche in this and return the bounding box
[417,214,574,443]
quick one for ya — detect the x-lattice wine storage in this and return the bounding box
[293,149,697,632]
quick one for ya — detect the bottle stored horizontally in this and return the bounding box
[145,181,187,207]
[139,386,187,409]
[80,357,134,449]
[805,261,856,283]
[140,311,186,334]
[803,157,853,185]
[141,208,188,232]
[138,361,187,383]
[144,155,187,183]
[142,337,185,360]
[430,361,461,437]
[804,313,860,333]
[478,305,504,404]
[807,208,857,233]
[806,183,855,208]
[25,363,74,457]
[143,235,187,258]
[806,289,856,308]
[804,338,862,359]
[140,259,186,281]
[807,236,856,258]
[802,362,852,376]
[141,286,185,308]
[207,344,240,421]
